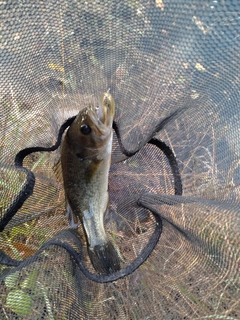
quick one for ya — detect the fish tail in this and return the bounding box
[88,241,121,274]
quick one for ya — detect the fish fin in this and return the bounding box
[52,157,63,182]
[66,203,78,229]
[88,241,121,274]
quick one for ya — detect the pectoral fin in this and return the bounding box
[66,204,78,229]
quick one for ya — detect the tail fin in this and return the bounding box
[88,241,120,274]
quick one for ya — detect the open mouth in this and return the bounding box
[87,93,114,134]
[95,93,115,126]
[95,103,106,124]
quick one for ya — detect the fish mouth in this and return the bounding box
[95,103,105,123]
[93,93,115,129]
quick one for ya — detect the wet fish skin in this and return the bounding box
[61,93,120,274]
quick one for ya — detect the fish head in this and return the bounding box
[68,93,115,158]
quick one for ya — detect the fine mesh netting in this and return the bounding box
[0,0,239,319]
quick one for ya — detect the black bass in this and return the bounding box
[61,93,120,274]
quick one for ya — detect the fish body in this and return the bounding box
[61,93,120,274]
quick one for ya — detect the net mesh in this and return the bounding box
[0,0,239,319]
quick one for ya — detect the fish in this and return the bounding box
[60,93,120,274]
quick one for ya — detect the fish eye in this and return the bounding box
[80,124,91,134]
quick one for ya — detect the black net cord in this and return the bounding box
[112,120,182,195]
[0,116,76,231]
[0,167,35,232]
[148,138,182,195]
[112,105,188,156]
[0,209,161,283]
